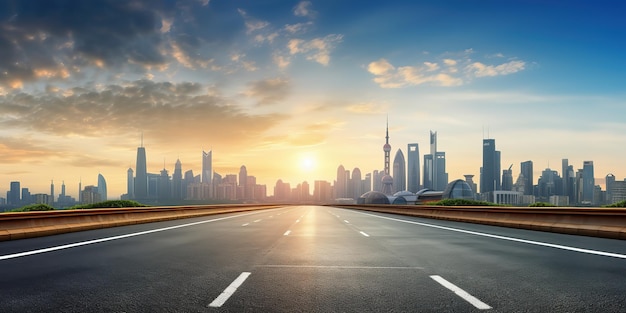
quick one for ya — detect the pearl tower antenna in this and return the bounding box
[382,116,393,195]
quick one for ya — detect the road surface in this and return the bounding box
[2,205,626,312]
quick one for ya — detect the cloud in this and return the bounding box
[284,22,313,34]
[0,80,285,150]
[244,78,290,106]
[0,136,66,164]
[287,35,343,66]
[0,0,245,88]
[238,9,269,34]
[367,51,527,88]
[367,58,463,88]
[273,54,291,69]
[467,60,526,77]
[294,1,317,18]
[345,102,390,114]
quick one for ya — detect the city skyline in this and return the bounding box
[2,132,623,201]
[0,1,624,199]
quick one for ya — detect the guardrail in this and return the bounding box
[329,204,626,240]
[0,204,282,241]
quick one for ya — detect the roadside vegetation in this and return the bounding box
[604,200,626,208]
[528,202,557,207]
[9,203,56,212]
[66,200,149,210]
[429,199,499,206]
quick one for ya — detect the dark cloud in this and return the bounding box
[0,79,285,149]
[0,0,245,87]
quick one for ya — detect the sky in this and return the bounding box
[1,0,625,199]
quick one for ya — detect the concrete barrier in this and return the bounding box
[0,204,282,241]
[329,205,626,240]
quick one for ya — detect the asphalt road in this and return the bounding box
[2,205,626,312]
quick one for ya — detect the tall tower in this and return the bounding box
[134,135,148,199]
[582,161,595,204]
[202,150,212,185]
[172,159,183,200]
[430,131,437,190]
[407,143,420,193]
[336,165,347,198]
[239,165,248,200]
[127,168,134,198]
[520,160,533,196]
[381,119,393,195]
[97,173,107,201]
[393,149,406,192]
[481,138,500,194]
[50,180,55,206]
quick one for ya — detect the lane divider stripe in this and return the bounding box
[208,272,251,308]
[430,275,492,310]
[355,211,626,259]
[0,211,267,261]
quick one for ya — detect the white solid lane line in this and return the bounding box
[0,211,267,261]
[284,230,291,236]
[430,275,492,310]
[359,231,370,237]
[208,272,251,308]
[355,211,626,260]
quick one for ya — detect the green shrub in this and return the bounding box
[604,200,626,208]
[67,200,149,210]
[11,203,56,212]
[528,202,556,207]
[430,199,499,206]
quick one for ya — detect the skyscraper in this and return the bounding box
[606,173,615,205]
[520,160,533,196]
[172,159,183,200]
[393,148,406,192]
[481,138,501,194]
[9,181,20,206]
[202,150,212,185]
[381,120,393,195]
[407,143,420,193]
[127,168,134,199]
[335,165,348,198]
[430,131,438,189]
[97,174,107,201]
[423,132,448,191]
[351,167,362,200]
[582,161,595,204]
[423,154,433,190]
[435,151,448,191]
[502,165,513,191]
[50,180,55,206]
[134,141,148,200]
[239,165,248,200]
[561,159,569,196]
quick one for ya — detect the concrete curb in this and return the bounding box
[329,204,626,240]
[0,204,282,241]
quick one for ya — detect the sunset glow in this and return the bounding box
[0,0,624,200]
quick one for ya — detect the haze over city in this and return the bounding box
[1,0,624,199]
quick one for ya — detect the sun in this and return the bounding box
[300,156,316,172]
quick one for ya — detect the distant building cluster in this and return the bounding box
[3,120,626,210]
[122,144,269,204]
[1,174,107,211]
